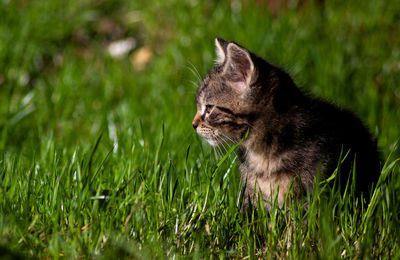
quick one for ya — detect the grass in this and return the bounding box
[0,0,400,258]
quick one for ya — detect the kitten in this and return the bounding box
[193,37,380,208]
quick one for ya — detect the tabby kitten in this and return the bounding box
[193,38,380,208]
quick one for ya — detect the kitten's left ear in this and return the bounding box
[215,37,229,65]
[223,43,255,93]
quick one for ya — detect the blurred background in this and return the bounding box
[0,0,400,257]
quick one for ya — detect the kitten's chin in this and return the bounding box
[204,138,218,147]
[196,131,219,146]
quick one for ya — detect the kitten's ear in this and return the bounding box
[215,37,229,65]
[223,43,255,93]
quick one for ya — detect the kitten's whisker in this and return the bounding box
[214,144,221,157]
[212,147,219,160]
[186,61,202,83]
[212,137,224,159]
[219,143,228,155]
[218,135,234,158]
[220,133,235,146]
[217,135,228,148]
[225,135,236,144]
[219,133,230,143]
[184,79,201,91]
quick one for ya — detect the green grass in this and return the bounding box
[1,0,400,258]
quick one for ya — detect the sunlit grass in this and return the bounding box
[0,0,399,258]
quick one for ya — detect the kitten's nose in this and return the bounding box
[192,114,201,129]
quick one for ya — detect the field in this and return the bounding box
[1,0,400,258]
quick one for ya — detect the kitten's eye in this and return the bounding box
[205,104,214,114]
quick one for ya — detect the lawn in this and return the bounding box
[0,0,399,258]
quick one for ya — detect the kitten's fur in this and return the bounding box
[193,38,380,208]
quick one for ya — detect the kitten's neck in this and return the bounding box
[238,61,308,173]
[239,89,306,169]
[239,117,295,178]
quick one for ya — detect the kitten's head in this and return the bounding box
[193,38,266,146]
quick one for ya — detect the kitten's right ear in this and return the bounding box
[215,37,229,65]
[223,43,255,94]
